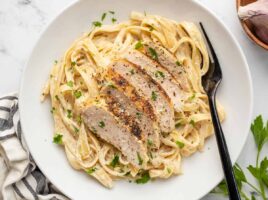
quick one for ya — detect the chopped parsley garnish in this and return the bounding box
[91,126,97,134]
[53,134,63,144]
[130,69,135,75]
[77,115,82,125]
[151,91,157,101]
[147,139,153,146]
[176,61,182,66]
[175,122,181,128]
[86,167,97,175]
[149,25,154,31]
[110,155,119,168]
[101,12,107,21]
[144,11,147,16]
[124,171,131,176]
[50,74,53,78]
[67,81,73,87]
[190,119,195,127]
[135,40,143,50]
[135,171,150,184]
[98,121,105,128]
[148,47,158,60]
[189,93,196,101]
[74,90,82,99]
[74,126,79,133]
[92,21,102,27]
[167,168,172,174]
[136,112,142,119]
[67,109,72,118]
[50,107,56,114]
[112,18,117,23]
[109,10,115,14]
[137,152,143,165]
[108,83,117,89]
[176,140,185,148]
[55,95,60,101]
[54,60,58,64]
[71,61,76,67]
[155,70,165,78]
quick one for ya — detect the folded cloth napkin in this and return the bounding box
[0,93,69,200]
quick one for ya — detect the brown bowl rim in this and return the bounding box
[236,0,268,50]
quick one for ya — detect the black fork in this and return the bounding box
[199,23,241,200]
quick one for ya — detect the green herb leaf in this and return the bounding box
[234,164,247,190]
[151,91,157,101]
[108,83,117,89]
[136,112,142,120]
[98,121,105,128]
[54,60,58,64]
[130,69,135,75]
[50,107,56,114]
[101,12,107,21]
[175,122,181,128]
[74,90,82,99]
[148,47,158,60]
[109,10,115,14]
[147,139,153,146]
[137,152,143,165]
[167,168,172,174]
[260,157,268,187]
[155,70,165,78]
[74,126,79,133]
[92,21,102,27]
[135,40,143,50]
[77,115,82,125]
[86,167,97,175]
[67,109,72,118]
[112,18,117,23]
[110,155,119,168]
[135,171,150,184]
[190,119,195,127]
[53,134,63,144]
[176,61,182,66]
[71,61,76,67]
[248,157,268,188]
[189,93,196,101]
[251,194,257,200]
[91,126,97,134]
[55,95,60,101]
[251,115,268,152]
[144,11,147,16]
[67,81,73,87]
[175,140,185,148]
[213,180,228,196]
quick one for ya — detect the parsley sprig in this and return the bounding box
[212,115,268,200]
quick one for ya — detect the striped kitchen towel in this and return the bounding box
[0,93,69,200]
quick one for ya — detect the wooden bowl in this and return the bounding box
[237,0,268,50]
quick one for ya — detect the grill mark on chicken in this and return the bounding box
[123,49,182,111]
[108,60,175,132]
[102,86,160,148]
[82,105,148,168]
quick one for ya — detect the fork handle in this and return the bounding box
[208,95,241,200]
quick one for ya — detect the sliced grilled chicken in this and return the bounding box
[122,49,182,112]
[82,105,148,168]
[108,60,175,133]
[102,86,160,148]
[142,40,190,91]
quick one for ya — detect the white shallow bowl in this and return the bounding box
[19,0,253,199]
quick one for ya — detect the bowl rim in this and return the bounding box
[236,0,268,50]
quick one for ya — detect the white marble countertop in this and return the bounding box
[1,0,268,199]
